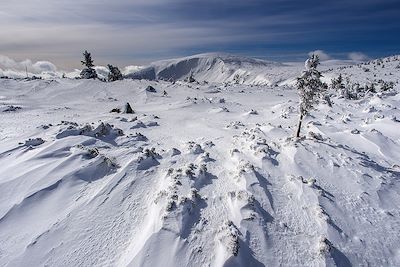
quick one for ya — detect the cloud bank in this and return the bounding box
[307,50,371,63]
[0,54,144,79]
[0,55,57,74]
[0,55,61,78]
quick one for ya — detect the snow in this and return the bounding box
[0,54,400,266]
[126,53,299,86]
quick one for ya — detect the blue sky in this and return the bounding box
[0,0,399,69]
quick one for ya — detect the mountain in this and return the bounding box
[126,53,299,85]
[126,54,400,89]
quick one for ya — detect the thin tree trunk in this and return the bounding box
[296,114,303,138]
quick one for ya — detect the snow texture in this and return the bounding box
[0,54,400,266]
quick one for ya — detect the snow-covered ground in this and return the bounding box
[0,55,400,266]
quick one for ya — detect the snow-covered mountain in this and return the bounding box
[125,53,400,88]
[0,55,400,266]
[126,53,301,86]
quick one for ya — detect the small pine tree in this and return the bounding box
[80,50,97,79]
[330,74,344,91]
[330,73,354,99]
[107,64,123,82]
[295,54,326,138]
[81,50,94,68]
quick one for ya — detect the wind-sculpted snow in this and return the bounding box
[0,62,400,266]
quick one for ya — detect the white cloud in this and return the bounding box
[308,50,331,61]
[0,55,80,79]
[122,65,143,75]
[33,61,57,72]
[0,55,57,74]
[348,52,369,61]
[0,55,17,68]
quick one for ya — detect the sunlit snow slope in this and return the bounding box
[0,56,400,266]
[126,53,301,86]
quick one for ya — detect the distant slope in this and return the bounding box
[270,55,400,88]
[322,55,400,85]
[126,53,299,85]
[126,53,400,87]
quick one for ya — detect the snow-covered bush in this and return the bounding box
[379,81,395,91]
[80,50,98,79]
[295,54,327,137]
[56,122,123,139]
[330,74,345,92]
[330,74,360,99]
[364,83,376,94]
[349,83,362,99]
[80,68,97,79]
[107,64,123,82]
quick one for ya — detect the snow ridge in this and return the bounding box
[126,53,287,85]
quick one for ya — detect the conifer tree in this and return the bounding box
[331,74,344,91]
[80,50,97,79]
[295,54,326,138]
[81,50,94,68]
[107,64,123,82]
